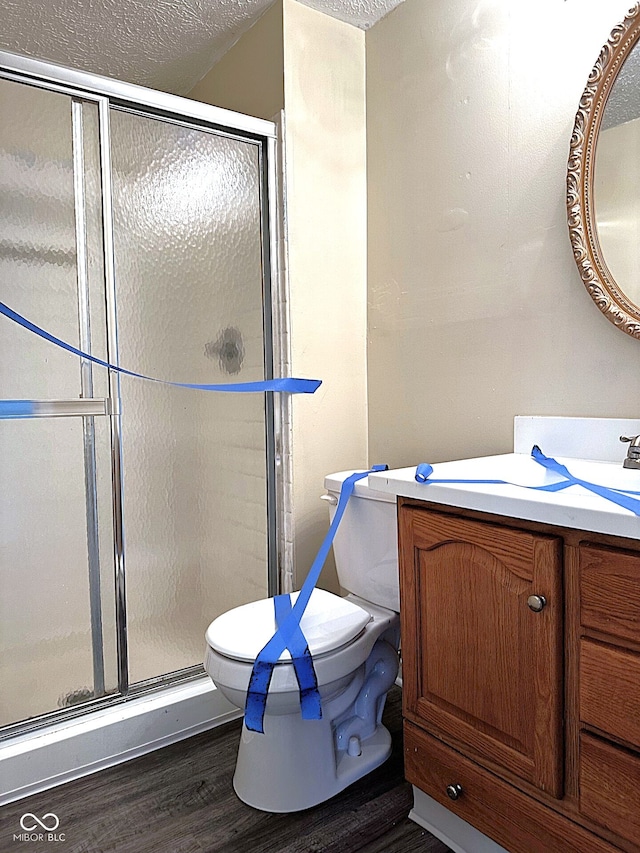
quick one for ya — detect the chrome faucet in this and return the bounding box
[620,435,640,469]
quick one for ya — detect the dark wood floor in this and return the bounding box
[0,688,452,853]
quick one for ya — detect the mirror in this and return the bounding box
[567,7,640,339]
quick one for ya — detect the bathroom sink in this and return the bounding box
[428,452,640,491]
[367,452,640,540]
[541,455,640,491]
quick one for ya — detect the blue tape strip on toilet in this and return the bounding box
[244,465,388,734]
[244,593,321,729]
[415,445,640,516]
[0,301,321,413]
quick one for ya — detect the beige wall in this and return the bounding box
[283,0,368,591]
[366,0,640,469]
[187,1,284,120]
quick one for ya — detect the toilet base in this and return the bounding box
[233,708,392,813]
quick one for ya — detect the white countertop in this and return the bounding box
[367,452,640,540]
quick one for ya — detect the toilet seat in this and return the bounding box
[205,588,371,663]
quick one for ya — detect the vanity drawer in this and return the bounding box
[404,722,619,853]
[580,733,640,848]
[580,639,640,746]
[580,544,640,643]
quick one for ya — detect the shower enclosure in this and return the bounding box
[0,53,282,736]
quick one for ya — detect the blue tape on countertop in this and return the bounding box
[414,446,640,516]
[244,464,388,734]
[530,445,640,514]
[0,301,321,407]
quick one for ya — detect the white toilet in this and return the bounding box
[204,470,400,813]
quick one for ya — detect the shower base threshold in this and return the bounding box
[0,676,238,805]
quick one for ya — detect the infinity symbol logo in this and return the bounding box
[20,813,60,831]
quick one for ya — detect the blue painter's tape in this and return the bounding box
[530,445,640,515]
[416,461,511,488]
[414,446,640,517]
[0,400,37,419]
[0,301,321,396]
[244,464,389,734]
[245,593,321,733]
[415,463,433,482]
[274,593,321,721]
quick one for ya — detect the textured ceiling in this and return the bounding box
[0,0,406,96]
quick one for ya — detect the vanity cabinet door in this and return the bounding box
[399,506,563,797]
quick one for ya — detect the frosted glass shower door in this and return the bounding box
[0,78,117,727]
[1,57,278,735]
[109,109,270,684]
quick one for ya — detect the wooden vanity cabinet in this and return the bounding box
[398,498,640,853]
[577,544,640,849]
[399,506,564,796]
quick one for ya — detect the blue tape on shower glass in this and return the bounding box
[0,301,321,399]
[244,464,389,734]
[0,400,37,419]
[414,446,640,516]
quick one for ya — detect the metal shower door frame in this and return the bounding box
[0,50,285,735]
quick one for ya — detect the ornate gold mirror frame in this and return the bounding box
[567,4,640,339]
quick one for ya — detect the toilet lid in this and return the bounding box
[206,588,371,662]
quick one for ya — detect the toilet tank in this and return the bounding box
[323,471,399,612]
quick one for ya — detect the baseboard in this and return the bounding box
[409,786,510,853]
[0,676,240,806]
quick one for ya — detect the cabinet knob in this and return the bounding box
[446,783,463,801]
[527,594,547,612]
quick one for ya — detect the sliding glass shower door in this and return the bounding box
[0,78,117,727]
[0,65,276,732]
[109,108,269,685]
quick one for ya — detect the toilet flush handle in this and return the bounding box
[320,493,338,506]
